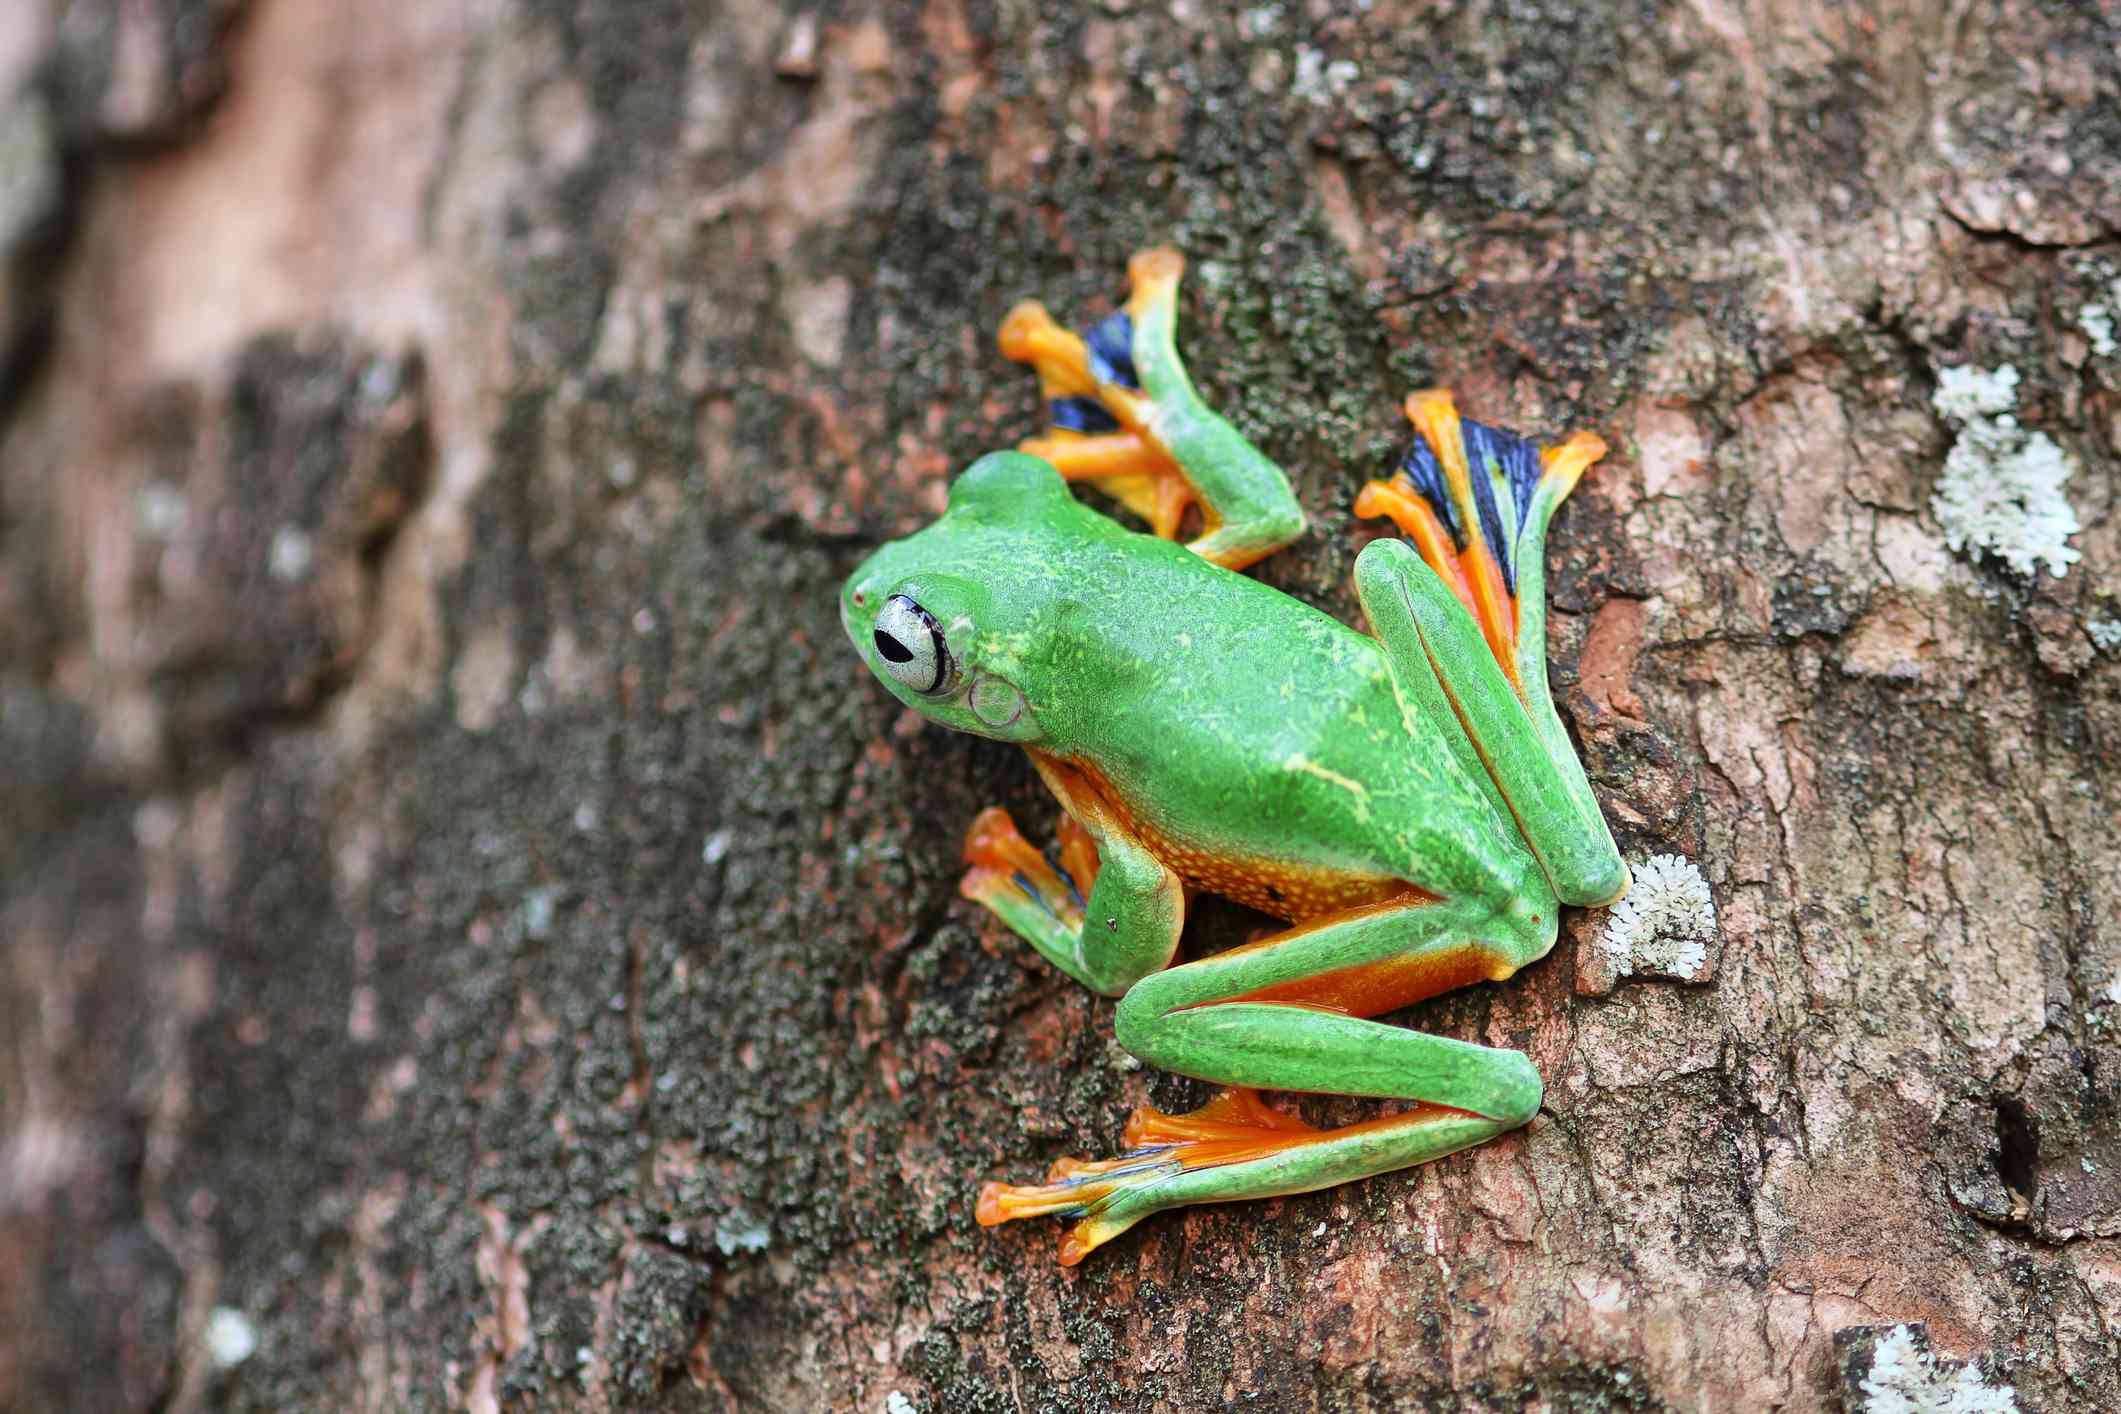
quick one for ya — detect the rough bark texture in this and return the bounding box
[3,0,2118,1410]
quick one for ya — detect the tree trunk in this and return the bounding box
[3,0,2117,1409]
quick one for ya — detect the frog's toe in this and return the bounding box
[997,264,1202,541]
[977,1091,1334,1265]
[997,301,1093,394]
[1125,246,1186,304]
[976,1153,1174,1224]
[975,1152,1183,1266]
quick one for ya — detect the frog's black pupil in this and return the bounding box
[874,630,913,663]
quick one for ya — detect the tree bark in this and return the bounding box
[3,0,2117,1409]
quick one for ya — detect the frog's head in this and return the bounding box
[841,452,1086,745]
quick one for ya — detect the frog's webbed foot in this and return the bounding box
[998,284,1195,540]
[1000,249,1304,567]
[979,1085,1494,1265]
[959,806,1094,941]
[1354,389,1605,697]
[977,1088,1322,1266]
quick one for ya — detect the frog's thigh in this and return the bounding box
[1113,893,1539,1124]
[1354,537,1628,908]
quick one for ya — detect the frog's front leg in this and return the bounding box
[1000,249,1306,568]
[958,780,1182,998]
[977,891,1552,1265]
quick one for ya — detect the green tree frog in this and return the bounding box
[841,249,1629,1265]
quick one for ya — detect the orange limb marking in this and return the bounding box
[1163,894,1503,1020]
[1216,938,1515,1018]
[1193,891,1440,962]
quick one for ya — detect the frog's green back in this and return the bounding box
[845,455,1539,910]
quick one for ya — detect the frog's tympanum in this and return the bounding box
[841,250,1629,1265]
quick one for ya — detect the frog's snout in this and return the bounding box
[839,576,879,663]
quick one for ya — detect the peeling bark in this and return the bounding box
[3,0,2118,1410]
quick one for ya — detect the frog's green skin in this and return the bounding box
[840,252,1627,1266]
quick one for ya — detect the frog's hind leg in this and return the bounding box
[1353,521,1628,909]
[999,250,1305,567]
[977,892,1547,1265]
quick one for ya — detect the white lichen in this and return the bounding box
[2086,618,2121,654]
[521,885,562,941]
[701,829,732,865]
[1291,46,1359,105]
[1600,854,1716,978]
[1932,363,2020,423]
[885,1393,919,1414]
[1858,1325,2017,1414]
[268,525,314,583]
[713,1212,771,1256]
[2077,276,2121,359]
[203,1307,259,1369]
[134,481,190,540]
[1929,363,2080,580]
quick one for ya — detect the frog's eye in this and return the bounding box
[872,595,952,695]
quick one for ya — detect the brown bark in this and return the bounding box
[3,0,2118,1409]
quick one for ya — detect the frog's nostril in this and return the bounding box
[874,630,913,663]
